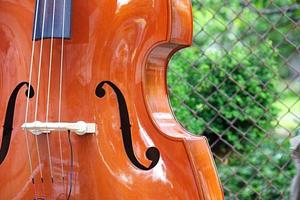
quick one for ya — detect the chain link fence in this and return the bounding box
[168,0,300,199]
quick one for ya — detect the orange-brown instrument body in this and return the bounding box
[0,0,224,199]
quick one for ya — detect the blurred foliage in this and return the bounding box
[218,139,294,199]
[192,0,300,77]
[168,0,298,199]
[169,42,279,152]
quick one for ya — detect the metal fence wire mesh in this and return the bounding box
[167,0,300,199]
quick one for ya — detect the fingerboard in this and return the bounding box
[33,0,72,40]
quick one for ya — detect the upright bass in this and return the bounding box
[0,0,224,199]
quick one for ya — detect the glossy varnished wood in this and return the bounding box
[0,0,224,199]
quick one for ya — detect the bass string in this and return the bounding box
[57,0,67,184]
[34,0,49,181]
[24,0,67,188]
[45,0,68,185]
[45,0,57,182]
[33,0,67,186]
[24,0,41,186]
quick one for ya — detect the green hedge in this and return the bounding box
[168,42,279,153]
[168,42,295,199]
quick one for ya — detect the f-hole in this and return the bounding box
[95,81,160,170]
[0,82,35,165]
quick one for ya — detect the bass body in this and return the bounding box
[0,0,223,199]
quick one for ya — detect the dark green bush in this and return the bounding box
[218,139,294,199]
[167,42,296,199]
[168,42,279,154]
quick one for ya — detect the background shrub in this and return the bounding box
[168,42,279,154]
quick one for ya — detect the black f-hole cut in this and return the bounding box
[0,82,35,165]
[95,81,160,170]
